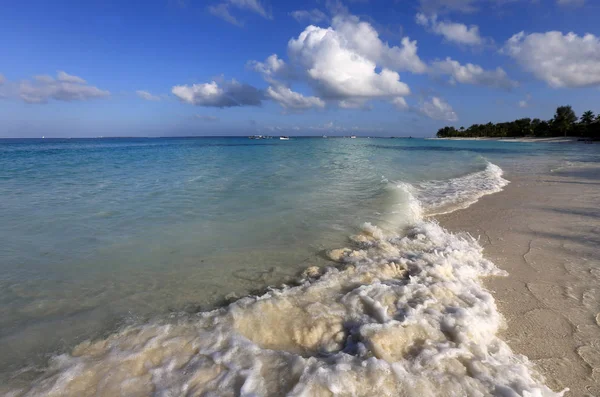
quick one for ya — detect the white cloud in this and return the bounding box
[172,79,263,107]
[431,57,518,89]
[0,74,5,85]
[56,71,87,84]
[419,0,480,13]
[249,14,425,110]
[504,31,600,88]
[518,93,531,108]
[338,98,370,109]
[416,13,483,46]
[17,71,109,104]
[196,114,219,122]
[248,54,290,83]
[266,84,325,110]
[208,0,271,26]
[557,0,584,6]
[290,9,328,23]
[136,90,161,101]
[392,97,408,110]
[228,0,271,19]
[208,4,242,26]
[287,23,412,100]
[419,97,458,121]
[330,15,427,74]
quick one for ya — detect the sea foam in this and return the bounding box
[5,163,564,397]
[416,162,509,216]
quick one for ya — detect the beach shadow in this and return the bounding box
[541,179,600,186]
[551,168,600,181]
[541,207,600,219]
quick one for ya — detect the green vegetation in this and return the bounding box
[437,106,600,140]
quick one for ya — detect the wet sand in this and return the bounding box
[437,164,600,396]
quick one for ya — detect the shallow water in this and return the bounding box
[1,137,598,394]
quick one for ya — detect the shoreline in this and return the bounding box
[436,164,600,396]
[429,136,588,143]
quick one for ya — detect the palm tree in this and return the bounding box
[581,110,595,125]
[553,106,577,137]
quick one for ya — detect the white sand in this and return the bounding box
[430,137,585,143]
[437,163,600,396]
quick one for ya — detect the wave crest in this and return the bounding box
[415,162,509,216]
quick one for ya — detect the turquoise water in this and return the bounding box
[1,137,598,394]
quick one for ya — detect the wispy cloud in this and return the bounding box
[289,9,328,23]
[208,0,272,26]
[15,71,109,104]
[196,114,219,122]
[416,13,484,46]
[419,97,458,121]
[136,90,161,101]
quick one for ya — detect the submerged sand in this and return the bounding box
[437,163,600,396]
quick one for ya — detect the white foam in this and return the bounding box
[7,179,564,396]
[415,162,509,216]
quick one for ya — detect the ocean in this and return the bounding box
[1,137,597,396]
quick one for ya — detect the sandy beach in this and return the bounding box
[437,163,600,396]
[430,137,588,143]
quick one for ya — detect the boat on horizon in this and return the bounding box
[279,136,290,140]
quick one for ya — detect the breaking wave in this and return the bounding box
[5,162,564,397]
[415,162,509,216]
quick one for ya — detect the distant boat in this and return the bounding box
[279,136,290,140]
[322,135,327,138]
[350,135,357,139]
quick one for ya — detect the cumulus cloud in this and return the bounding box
[208,0,271,26]
[136,90,161,101]
[289,25,410,99]
[248,14,425,111]
[290,9,328,23]
[266,84,325,110]
[196,115,219,122]
[419,97,458,121]
[172,79,263,107]
[518,100,528,108]
[17,71,109,104]
[504,31,600,88]
[330,15,427,73]
[431,57,518,89]
[416,13,483,46]
[247,54,291,83]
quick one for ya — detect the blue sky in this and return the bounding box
[0,0,599,137]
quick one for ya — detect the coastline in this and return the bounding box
[429,137,586,143]
[436,163,600,396]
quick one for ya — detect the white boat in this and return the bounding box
[279,136,290,140]
[322,135,327,138]
[350,135,357,139]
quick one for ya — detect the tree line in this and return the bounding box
[436,106,600,140]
